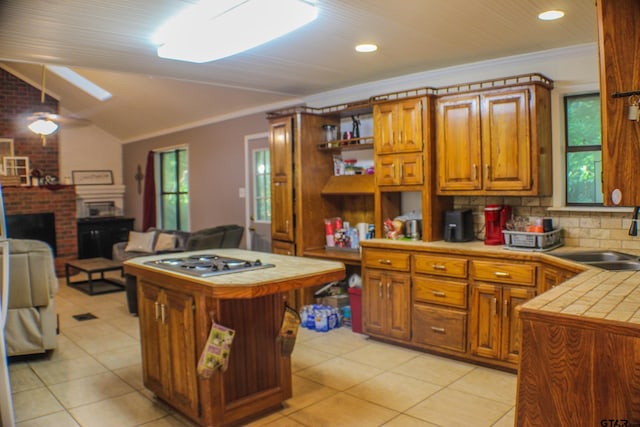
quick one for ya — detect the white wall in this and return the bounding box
[58,109,123,185]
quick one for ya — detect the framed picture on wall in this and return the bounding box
[3,156,30,186]
[71,170,114,185]
[0,139,15,174]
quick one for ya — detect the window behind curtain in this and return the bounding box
[158,147,189,230]
[565,93,603,205]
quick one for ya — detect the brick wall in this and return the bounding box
[3,186,77,275]
[0,67,59,177]
[454,196,640,250]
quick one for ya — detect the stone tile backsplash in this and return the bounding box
[453,196,640,250]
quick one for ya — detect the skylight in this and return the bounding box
[153,0,318,63]
[47,65,112,101]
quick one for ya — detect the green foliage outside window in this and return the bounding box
[159,148,189,230]
[565,93,603,205]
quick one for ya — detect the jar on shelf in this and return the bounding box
[322,124,337,143]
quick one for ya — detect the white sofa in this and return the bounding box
[2,239,58,356]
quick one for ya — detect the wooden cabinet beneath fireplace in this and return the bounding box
[77,217,134,259]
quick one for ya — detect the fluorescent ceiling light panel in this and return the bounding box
[47,65,112,101]
[154,0,318,63]
[538,10,565,21]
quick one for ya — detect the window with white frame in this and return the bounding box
[253,148,271,222]
[564,93,603,206]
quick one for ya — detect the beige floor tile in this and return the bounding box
[93,344,141,370]
[9,365,44,393]
[29,354,108,386]
[281,374,338,415]
[288,392,399,427]
[391,353,475,386]
[341,340,421,370]
[69,391,168,427]
[449,366,517,405]
[296,356,383,391]
[346,371,442,412]
[66,325,139,354]
[49,371,135,408]
[301,328,370,356]
[40,335,90,362]
[113,363,145,390]
[254,416,307,426]
[291,342,335,372]
[16,410,81,427]
[405,388,512,427]
[13,387,65,423]
[130,413,196,426]
[243,412,287,426]
[382,414,440,427]
[492,407,515,427]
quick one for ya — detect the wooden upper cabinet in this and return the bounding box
[374,98,424,154]
[597,0,640,206]
[436,94,482,191]
[481,89,531,191]
[269,117,294,242]
[436,84,551,196]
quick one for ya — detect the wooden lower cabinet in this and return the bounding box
[138,280,199,419]
[363,269,411,341]
[470,283,535,364]
[413,305,467,352]
[516,311,640,425]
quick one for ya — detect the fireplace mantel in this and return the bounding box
[75,185,125,218]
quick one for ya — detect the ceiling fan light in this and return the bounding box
[538,10,564,21]
[28,119,59,136]
[154,0,318,63]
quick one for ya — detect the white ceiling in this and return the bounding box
[0,0,598,142]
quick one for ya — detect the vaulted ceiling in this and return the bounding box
[0,0,597,142]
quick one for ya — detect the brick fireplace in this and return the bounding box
[3,186,77,275]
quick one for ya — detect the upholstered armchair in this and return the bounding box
[3,239,58,356]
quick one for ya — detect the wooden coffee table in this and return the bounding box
[66,257,125,295]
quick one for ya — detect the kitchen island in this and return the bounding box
[124,249,344,427]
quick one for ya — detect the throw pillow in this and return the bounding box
[154,232,177,252]
[124,231,156,253]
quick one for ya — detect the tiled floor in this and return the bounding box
[9,277,517,426]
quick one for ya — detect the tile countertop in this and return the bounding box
[360,239,640,327]
[123,248,345,287]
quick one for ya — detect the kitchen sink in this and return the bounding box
[553,250,638,263]
[553,250,640,270]
[588,260,640,271]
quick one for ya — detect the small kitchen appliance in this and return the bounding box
[146,253,274,278]
[484,205,512,245]
[443,209,474,242]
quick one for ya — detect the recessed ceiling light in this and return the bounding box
[538,10,565,21]
[355,44,378,53]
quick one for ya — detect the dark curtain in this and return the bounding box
[142,151,156,231]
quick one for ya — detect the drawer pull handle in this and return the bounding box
[492,297,497,315]
[387,281,391,299]
[378,281,383,298]
[430,326,446,333]
[494,271,510,278]
[431,290,447,297]
[504,299,509,319]
[378,259,392,265]
[432,264,446,270]
[161,304,167,324]
[154,301,160,321]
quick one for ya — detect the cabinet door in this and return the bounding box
[470,283,500,359]
[386,271,411,341]
[373,103,397,154]
[436,95,482,191]
[396,98,424,152]
[481,89,532,191]
[597,0,640,206]
[163,288,199,418]
[363,269,386,336]
[375,155,397,186]
[500,287,535,363]
[398,153,423,185]
[269,118,294,242]
[138,280,166,396]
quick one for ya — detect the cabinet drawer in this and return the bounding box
[471,260,536,286]
[363,249,410,271]
[414,277,467,309]
[414,254,468,278]
[413,305,467,353]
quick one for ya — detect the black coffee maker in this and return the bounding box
[443,209,474,242]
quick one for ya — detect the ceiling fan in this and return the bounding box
[27,65,91,145]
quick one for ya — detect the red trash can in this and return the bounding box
[348,287,362,333]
